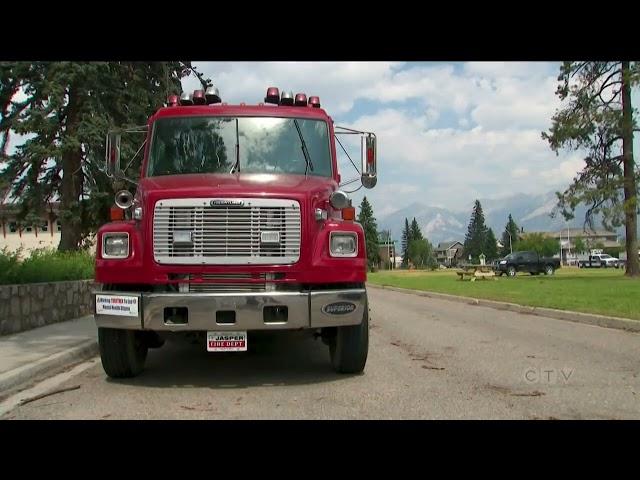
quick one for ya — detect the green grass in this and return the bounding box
[0,248,95,285]
[368,267,640,320]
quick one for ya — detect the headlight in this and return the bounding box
[499,260,507,265]
[103,233,129,259]
[329,232,357,257]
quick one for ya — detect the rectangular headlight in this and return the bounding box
[330,232,358,257]
[103,233,129,259]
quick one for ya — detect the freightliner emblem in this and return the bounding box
[210,199,244,207]
[322,302,357,315]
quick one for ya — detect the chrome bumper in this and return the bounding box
[94,289,366,331]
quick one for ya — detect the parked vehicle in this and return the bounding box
[578,253,620,268]
[494,251,561,277]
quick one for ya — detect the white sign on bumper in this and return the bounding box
[96,295,139,317]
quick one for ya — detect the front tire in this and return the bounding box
[507,266,517,277]
[544,265,555,276]
[329,308,369,374]
[98,328,148,378]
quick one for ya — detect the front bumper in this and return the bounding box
[94,289,366,331]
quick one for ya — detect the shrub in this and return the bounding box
[0,248,95,285]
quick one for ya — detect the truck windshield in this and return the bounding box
[147,116,332,177]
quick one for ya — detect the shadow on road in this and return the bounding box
[106,330,355,389]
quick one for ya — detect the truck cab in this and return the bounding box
[94,87,378,378]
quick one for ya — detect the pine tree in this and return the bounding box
[0,61,202,251]
[542,61,640,277]
[463,200,488,263]
[500,214,519,257]
[410,217,423,242]
[357,196,380,270]
[484,227,498,261]
[401,217,410,268]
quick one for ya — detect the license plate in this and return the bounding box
[207,331,247,352]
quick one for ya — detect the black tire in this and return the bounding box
[544,265,555,276]
[507,266,517,277]
[98,328,148,378]
[329,308,369,374]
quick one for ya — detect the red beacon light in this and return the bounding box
[265,87,280,104]
[308,96,321,108]
[205,86,221,104]
[166,94,179,107]
[294,93,307,106]
[192,89,206,105]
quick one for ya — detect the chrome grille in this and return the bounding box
[153,198,301,265]
[188,273,267,293]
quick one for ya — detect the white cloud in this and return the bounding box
[539,156,585,184]
[183,62,402,115]
[183,61,587,213]
[512,167,530,178]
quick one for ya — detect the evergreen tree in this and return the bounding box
[0,61,203,251]
[357,196,380,270]
[484,227,498,261]
[463,200,488,262]
[410,217,423,242]
[542,61,639,277]
[401,217,410,268]
[500,214,519,257]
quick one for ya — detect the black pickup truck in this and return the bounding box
[494,251,561,277]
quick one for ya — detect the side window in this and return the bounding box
[523,252,536,262]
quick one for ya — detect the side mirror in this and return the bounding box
[105,132,122,178]
[361,133,377,189]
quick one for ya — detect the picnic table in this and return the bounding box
[456,264,496,281]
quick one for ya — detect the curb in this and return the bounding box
[0,339,99,395]
[367,283,640,333]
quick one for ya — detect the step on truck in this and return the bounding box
[94,87,378,378]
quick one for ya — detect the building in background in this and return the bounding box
[0,203,62,254]
[435,241,464,267]
[378,230,399,269]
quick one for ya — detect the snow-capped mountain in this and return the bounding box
[377,191,624,246]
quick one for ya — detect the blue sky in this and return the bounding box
[181,62,606,217]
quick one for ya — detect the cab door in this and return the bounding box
[520,251,536,272]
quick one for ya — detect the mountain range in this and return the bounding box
[377,191,627,247]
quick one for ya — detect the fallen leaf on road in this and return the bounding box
[510,391,546,397]
[180,405,197,410]
[422,366,445,370]
[526,355,536,358]
[20,385,81,405]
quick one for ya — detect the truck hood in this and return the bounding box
[138,173,336,201]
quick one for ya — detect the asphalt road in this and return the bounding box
[3,286,639,419]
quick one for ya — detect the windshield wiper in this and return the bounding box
[230,118,240,173]
[293,119,314,176]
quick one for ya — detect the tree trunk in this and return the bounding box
[621,61,639,277]
[58,86,84,252]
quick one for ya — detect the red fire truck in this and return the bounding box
[95,87,378,378]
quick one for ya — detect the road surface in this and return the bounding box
[2,286,639,419]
